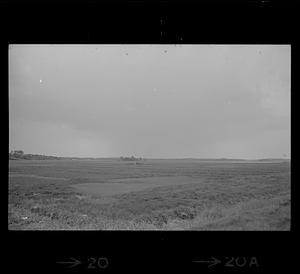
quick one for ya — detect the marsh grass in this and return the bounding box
[8,159,290,230]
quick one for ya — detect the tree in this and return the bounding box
[12,150,24,157]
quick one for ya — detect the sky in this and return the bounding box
[9,45,290,159]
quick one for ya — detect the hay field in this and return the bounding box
[8,159,290,230]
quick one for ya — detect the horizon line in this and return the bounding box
[9,151,291,161]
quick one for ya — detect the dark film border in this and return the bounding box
[1,0,296,273]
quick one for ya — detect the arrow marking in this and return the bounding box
[193,257,221,268]
[56,257,82,268]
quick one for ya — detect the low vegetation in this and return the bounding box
[8,159,290,230]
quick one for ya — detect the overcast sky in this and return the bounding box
[9,45,290,159]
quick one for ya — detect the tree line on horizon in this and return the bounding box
[120,156,143,161]
[9,150,62,160]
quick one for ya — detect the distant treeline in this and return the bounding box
[9,150,62,160]
[120,156,143,161]
[9,151,145,161]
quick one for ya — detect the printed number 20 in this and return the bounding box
[88,257,109,269]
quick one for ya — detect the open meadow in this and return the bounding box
[8,159,290,230]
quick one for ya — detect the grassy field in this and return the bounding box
[8,159,290,230]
